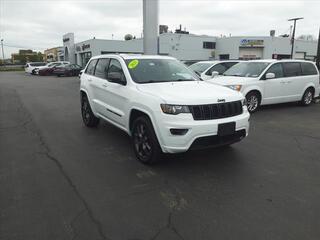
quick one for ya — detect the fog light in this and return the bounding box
[170,128,188,136]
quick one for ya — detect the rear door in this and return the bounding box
[82,59,98,109]
[89,58,110,118]
[282,62,302,101]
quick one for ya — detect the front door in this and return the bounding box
[262,63,287,104]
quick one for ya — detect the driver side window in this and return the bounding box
[107,59,126,83]
[205,63,227,76]
[265,63,284,79]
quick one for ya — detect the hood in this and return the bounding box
[136,81,243,105]
[206,76,258,86]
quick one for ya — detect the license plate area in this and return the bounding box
[218,122,236,136]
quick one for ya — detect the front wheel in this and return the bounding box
[246,92,260,113]
[132,116,162,164]
[301,88,314,106]
[81,95,99,127]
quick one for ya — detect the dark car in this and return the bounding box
[53,64,82,77]
[38,63,65,76]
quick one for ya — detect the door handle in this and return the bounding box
[88,78,92,82]
[102,83,108,88]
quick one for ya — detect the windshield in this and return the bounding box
[125,59,200,84]
[47,63,60,67]
[189,62,213,74]
[223,62,270,78]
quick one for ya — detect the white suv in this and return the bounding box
[25,62,46,74]
[80,54,250,164]
[209,60,320,112]
[189,61,240,80]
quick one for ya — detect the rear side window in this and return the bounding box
[85,59,98,75]
[301,62,318,75]
[94,58,110,79]
[282,62,301,77]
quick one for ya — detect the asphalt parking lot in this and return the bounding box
[1,71,320,240]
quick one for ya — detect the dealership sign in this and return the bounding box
[76,44,91,52]
[240,39,264,47]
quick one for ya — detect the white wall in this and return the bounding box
[159,33,217,60]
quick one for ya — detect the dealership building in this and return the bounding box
[62,32,318,67]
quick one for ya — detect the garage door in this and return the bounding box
[294,52,306,59]
[239,47,263,60]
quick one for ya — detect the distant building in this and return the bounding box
[11,50,43,64]
[63,32,217,67]
[216,36,317,61]
[62,31,318,67]
[44,47,64,62]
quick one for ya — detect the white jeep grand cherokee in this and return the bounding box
[80,54,250,164]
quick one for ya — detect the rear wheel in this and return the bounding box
[246,92,260,113]
[301,88,314,106]
[81,94,99,127]
[132,116,162,164]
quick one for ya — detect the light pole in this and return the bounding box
[143,0,159,55]
[288,17,303,59]
[1,39,4,63]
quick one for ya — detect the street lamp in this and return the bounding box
[288,17,304,59]
[1,39,4,63]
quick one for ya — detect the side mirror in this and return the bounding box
[211,71,219,77]
[265,72,276,79]
[108,72,126,85]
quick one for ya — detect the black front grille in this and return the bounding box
[189,101,243,120]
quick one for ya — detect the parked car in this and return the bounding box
[189,61,241,80]
[208,60,320,113]
[80,54,250,164]
[182,60,200,66]
[25,62,46,74]
[33,61,70,75]
[53,64,82,77]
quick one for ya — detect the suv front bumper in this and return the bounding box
[155,110,250,154]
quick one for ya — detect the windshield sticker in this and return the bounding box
[128,59,139,69]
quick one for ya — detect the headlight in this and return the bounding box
[227,85,242,91]
[160,104,190,115]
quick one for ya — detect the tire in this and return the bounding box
[81,94,99,127]
[246,91,260,113]
[132,116,162,164]
[301,88,314,106]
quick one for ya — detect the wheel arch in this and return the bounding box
[128,107,164,149]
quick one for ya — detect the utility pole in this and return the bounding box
[288,17,303,59]
[1,39,4,63]
[316,28,320,70]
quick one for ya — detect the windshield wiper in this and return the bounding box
[170,79,195,82]
[223,74,242,77]
[139,80,165,84]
